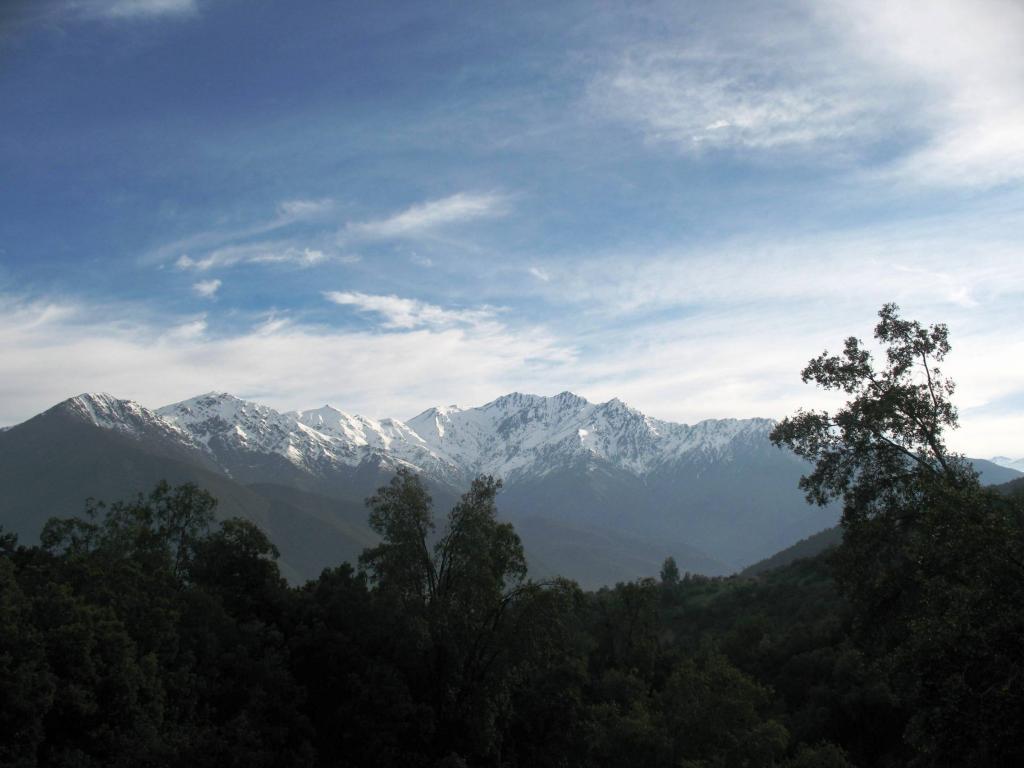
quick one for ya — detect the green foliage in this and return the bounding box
[782,742,854,768]
[359,470,580,762]
[658,652,788,767]
[0,558,54,767]
[40,480,216,576]
[590,577,662,676]
[774,304,1024,767]
[770,302,972,518]
[659,556,680,585]
[359,467,436,607]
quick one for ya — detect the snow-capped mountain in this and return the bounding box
[0,389,828,581]
[157,393,364,474]
[4,390,1019,586]
[405,391,775,481]
[62,392,201,449]
[143,390,779,487]
[289,404,460,480]
[26,388,785,489]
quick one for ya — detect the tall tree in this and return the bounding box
[360,470,575,764]
[359,467,437,609]
[771,304,1024,767]
[770,302,971,520]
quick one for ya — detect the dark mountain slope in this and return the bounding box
[740,526,843,578]
[0,407,377,583]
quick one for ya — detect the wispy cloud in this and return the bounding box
[525,215,1024,317]
[816,0,1024,187]
[154,193,501,275]
[176,244,337,271]
[593,46,878,153]
[591,0,1024,187]
[148,198,335,266]
[275,198,334,219]
[192,278,221,298]
[593,8,888,157]
[324,291,497,330]
[528,266,550,282]
[68,0,199,20]
[343,193,508,240]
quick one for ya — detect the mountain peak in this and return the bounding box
[483,391,592,413]
[486,392,543,409]
[598,396,639,415]
[47,392,208,452]
[57,392,147,427]
[553,390,590,407]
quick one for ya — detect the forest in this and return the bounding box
[1,305,1022,768]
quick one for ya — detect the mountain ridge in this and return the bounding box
[3,390,1019,586]
[48,390,782,488]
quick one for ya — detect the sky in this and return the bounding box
[1,0,1023,457]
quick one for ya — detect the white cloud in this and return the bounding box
[165,319,207,339]
[528,266,550,282]
[815,0,1024,187]
[593,46,877,153]
[344,193,507,240]
[155,193,499,275]
[487,207,1024,457]
[529,238,1023,320]
[176,244,334,271]
[324,291,497,330]
[71,0,198,19]
[276,198,334,219]
[192,279,221,298]
[0,295,573,431]
[591,0,1024,186]
[148,198,335,267]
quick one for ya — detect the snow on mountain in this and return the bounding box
[406,391,775,481]
[51,390,777,486]
[156,392,367,473]
[58,392,203,449]
[289,404,460,479]
[991,456,1024,472]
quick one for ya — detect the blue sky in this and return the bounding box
[2,0,1023,456]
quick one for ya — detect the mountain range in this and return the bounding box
[1,391,1020,588]
[992,456,1024,472]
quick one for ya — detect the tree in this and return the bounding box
[359,467,437,609]
[40,480,217,581]
[659,556,680,586]
[769,302,972,521]
[658,652,788,768]
[771,304,1024,766]
[0,558,54,767]
[359,470,574,763]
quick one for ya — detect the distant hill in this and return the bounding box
[740,526,843,577]
[740,462,1024,579]
[971,458,1024,486]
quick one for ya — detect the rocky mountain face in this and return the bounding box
[150,390,782,490]
[19,389,1015,586]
